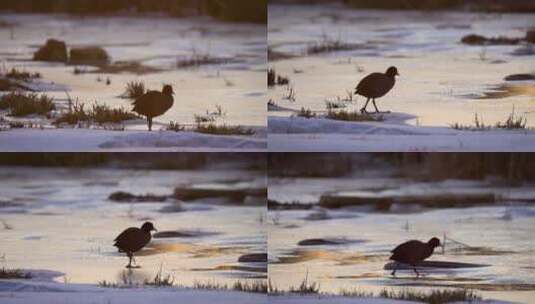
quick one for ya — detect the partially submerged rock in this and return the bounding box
[526,29,535,43]
[268,199,313,210]
[461,34,521,46]
[505,74,535,81]
[298,238,363,246]
[86,61,161,75]
[238,253,267,263]
[33,39,68,62]
[70,47,109,65]
[268,48,295,61]
[303,210,331,221]
[173,186,266,203]
[511,45,535,56]
[153,230,220,239]
[319,191,496,209]
[0,200,20,208]
[108,191,168,203]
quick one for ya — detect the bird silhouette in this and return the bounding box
[132,84,174,131]
[355,66,399,114]
[389,237,441,277]
[114,222,157,268]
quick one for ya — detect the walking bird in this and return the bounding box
[355,66,399,114]
[132,85,174,131]
[389,237,441,277]
[114,222,157,268]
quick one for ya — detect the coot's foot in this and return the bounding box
[126,265,141,269]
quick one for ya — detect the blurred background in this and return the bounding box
[0,0,267,23]
[269,0,535,12]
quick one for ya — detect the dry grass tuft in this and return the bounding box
[0,268,32,279]
[53,100,137,126]
[0,91,55,117]
[326,108,383,122]
[123,81,146,100]
[195,123,254,136]
[295,107,316,119]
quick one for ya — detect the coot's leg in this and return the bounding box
[391,265,397,277]
[413,266,420,277]
[148,117,153,132]
[126,253,133,268]
[131,255,140,268]
[360,98,370,113]
[372,99,380,113]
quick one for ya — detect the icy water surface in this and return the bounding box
[268,4,535,127]
[0,14,266,128]
[268,175,535,303]
[0,166,266,286]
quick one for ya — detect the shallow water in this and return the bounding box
[268,174,535,303]
[268,4,535,128]
[0,166,266,286]
[0,14,266,128]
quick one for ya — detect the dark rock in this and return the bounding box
[303,210,331,221]
[0,200,19,208]
[461,34,521,46]
[70,47,110,65]
[108,191,168,203]
[298,238,365,246]
[268,48,295,61]
[158,204,185,213]
[153,230,220,239]
[505,74,535,81]
[319,191,496,209]
[268,199,313,210]
[173,186,266,203]
[33,39,68,62]
[526,30,535,43]
[511,45,535,56]
[238,253,267,263]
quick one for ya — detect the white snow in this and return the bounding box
[269,295,411,304]
[0,128,266,151]
[268,115,535,152]
[0,269,267,304]
[0,281,266,304]
[269,295,510,304]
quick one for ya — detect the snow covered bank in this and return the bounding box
[0,281,266,304]
[0,268,266,304]
[268,115,535,152]
[269,295,509,304]
[269,295,412,304]
[0,128,266,151]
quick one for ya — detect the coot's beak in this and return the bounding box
[153,227,158,232]
[396,71,400,76]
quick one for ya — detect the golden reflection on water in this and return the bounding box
[476,84,535,99]
[137,242,248,258]
[274,249,386,265]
